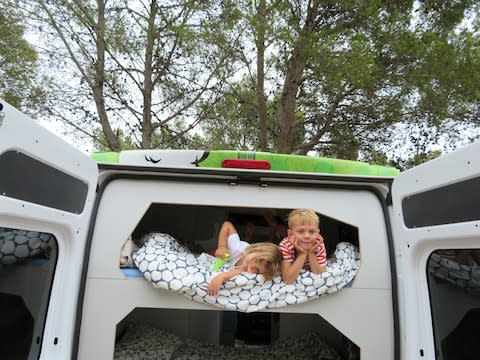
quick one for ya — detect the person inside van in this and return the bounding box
[207,221,282,295]
[434,249,480,265]
[280,209,327,284]
[264,210,289,244]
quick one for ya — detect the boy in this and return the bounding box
[279,209,327,284]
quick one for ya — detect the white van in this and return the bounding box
[1,100,479,360]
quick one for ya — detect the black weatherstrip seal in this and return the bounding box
[72,166,399,360]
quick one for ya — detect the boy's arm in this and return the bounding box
[281,255,307,284]
[207,268,243,295]
[308,249,326,274]
[308,236,327,274]
[280,237,308,284]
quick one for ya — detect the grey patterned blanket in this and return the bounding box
[0,228,53,264]
[429,253,480,291]
[114,323,342,360]
[133,233,360,312]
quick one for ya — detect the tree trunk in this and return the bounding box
[141,0,157,149]
[277,44,307,153]
[93,0,121,151]
[256,0,268,152]
[277,2,319,154]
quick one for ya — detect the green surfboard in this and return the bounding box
[91,149,399,176]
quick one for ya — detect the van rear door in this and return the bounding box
[0,101,98,359]
[390,142,480,360]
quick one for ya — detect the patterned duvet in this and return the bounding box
[133,233,360,312]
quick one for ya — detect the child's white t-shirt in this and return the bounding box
[227,233,249,264]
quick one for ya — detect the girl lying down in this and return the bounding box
[207,221,282,296]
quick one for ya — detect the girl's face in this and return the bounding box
[242,252,267,275]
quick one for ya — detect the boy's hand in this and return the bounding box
[207,274,225,296]
[314,233,324,245]
[214,246,229,258]
[309,233,324,254]
[291,236,307,255]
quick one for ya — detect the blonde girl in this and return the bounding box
[207,222,281,295]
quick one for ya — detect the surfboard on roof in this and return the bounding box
[91,150,400,177]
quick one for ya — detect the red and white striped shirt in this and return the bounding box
[279,237,327,270]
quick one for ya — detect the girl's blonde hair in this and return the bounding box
[238,242,282,280]
[288,209,319,229]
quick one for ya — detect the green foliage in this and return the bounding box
[271,1,479,158]
[28,0,480,160]
[30,0,241,150]
[319,127,360,160]
[360,149,391,167]
[392,149,443,171]
[0,2,46,112]
[200,77,304,151]
[417,0,479,32]
[200,79,262,150]
[93,117,202,151]
[93,128,136,152]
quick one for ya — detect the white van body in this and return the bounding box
[0,100,479,360]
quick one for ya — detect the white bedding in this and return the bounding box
[133,233,360,312]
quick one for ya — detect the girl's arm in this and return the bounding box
[214,221,234,257]
[207,268,243,296]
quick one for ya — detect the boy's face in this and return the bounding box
[288,222,319,250]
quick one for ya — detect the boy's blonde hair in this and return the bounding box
[288,209,319,229]
[239,242,282,280]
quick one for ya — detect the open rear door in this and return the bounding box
[391,142,480,360]
[0,101,98,359]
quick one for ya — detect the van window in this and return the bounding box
[0,227,57,359]
[427,249,480,360]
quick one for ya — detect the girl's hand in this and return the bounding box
[214,246,229,258]
[207,274,225,296]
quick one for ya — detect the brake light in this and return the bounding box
[221,159,271,170]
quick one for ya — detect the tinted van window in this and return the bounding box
[0,227,57,359]
[428,249,480,360]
